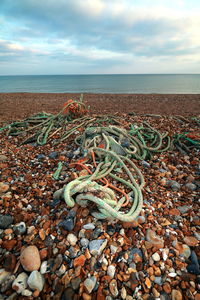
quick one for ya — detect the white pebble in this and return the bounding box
[21,289,32,296]
[83,223,95,230]
[40,261,48,275]
[152,253,160,262]
[27,271,45,292]
[67,233,77,246]
[12,272,28,294]
[107,265,116,279]
[168,272,177,277]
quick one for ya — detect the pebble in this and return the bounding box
[177,205,191,214]
[12,272,28,294]
[62,287,75,299]
[71,277,81,290]
[84,276,97,294]
[0,183,9,194]
[0,269,11,285]
[146,229,164,248]
[169,181,181,191]
[141,161,150,168]
[184,236,199,247]
[83,223,95,230]
[37,153,46,160]
[80,238,89,248]
[0,274,15,293]
[0,155,8,161]
[171,289,183,300]
[3,254,16,272]
[107,265,116,278]
[13,222,26,235]
[89,239,107,256]
[59,217,75,231]
[49,151,58,159]
[185,183,196,191]
[53,188,64,201]
[110,245,118,254]
[20,245,41,271]
[154,277,162,285]
[21,289,32,297]
[109,279,118,298]
[0,214,13,229]
[160,292,170,300]
[67,233,77,246]
[40,261,48,274]
[27,270,45,291]
[121,286,127,299]
[152,252,160,262]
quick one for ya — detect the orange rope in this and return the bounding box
[90,150,97,167]
[69,161,130,207]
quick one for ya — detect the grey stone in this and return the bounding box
[13,222,26,235]
[59,218,74,231]
[49,151,58,159]
[154,277,163,285]
[80,238,89,248]
[89,239,107,256]
[0,214,13,229]
[185,183,196,191]
[169,181,181,191]
[71,277,81,290]
[12,272,28,294]
[177,205,191,214]
[0,155,8,161]
[84,276,97,294]
[27,271,45,292]
[1,274,15,292]
[37,154,46,160]
[141,161,150,168]
[53,188,64,201]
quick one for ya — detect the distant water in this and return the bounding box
[0,74,200,94]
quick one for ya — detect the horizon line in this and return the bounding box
[0,73,200,77]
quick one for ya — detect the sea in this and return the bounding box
[0,74,200,94]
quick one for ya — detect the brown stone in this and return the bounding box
[184,236,199,247]
[20,245,41,271]
[3,253,17,272]
[195,294,200,300]
[172,289,183,300]
[163,282,171,294]
[0,182,9,194]
[145,277,151,289]
[146,229,164,249]
[2,239,17,251]
[74,254,86,268]
[169,209,180,216]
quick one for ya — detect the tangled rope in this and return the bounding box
[64,147,144,221]
[62,123,171,221]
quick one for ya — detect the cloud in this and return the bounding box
[0,0,200,74]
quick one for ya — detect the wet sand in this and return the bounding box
[0,93,199,121]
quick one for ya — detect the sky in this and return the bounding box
[0,0,200,75]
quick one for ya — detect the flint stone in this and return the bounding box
[0,214,13,229]
[13,222,26,235]
[12,272,28,294]
[83,276,97,294]
[27,271,45,291]
[89,239,107,256]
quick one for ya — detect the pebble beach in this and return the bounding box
[0,93,200,300]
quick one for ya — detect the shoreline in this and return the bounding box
[0,92,200,121]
